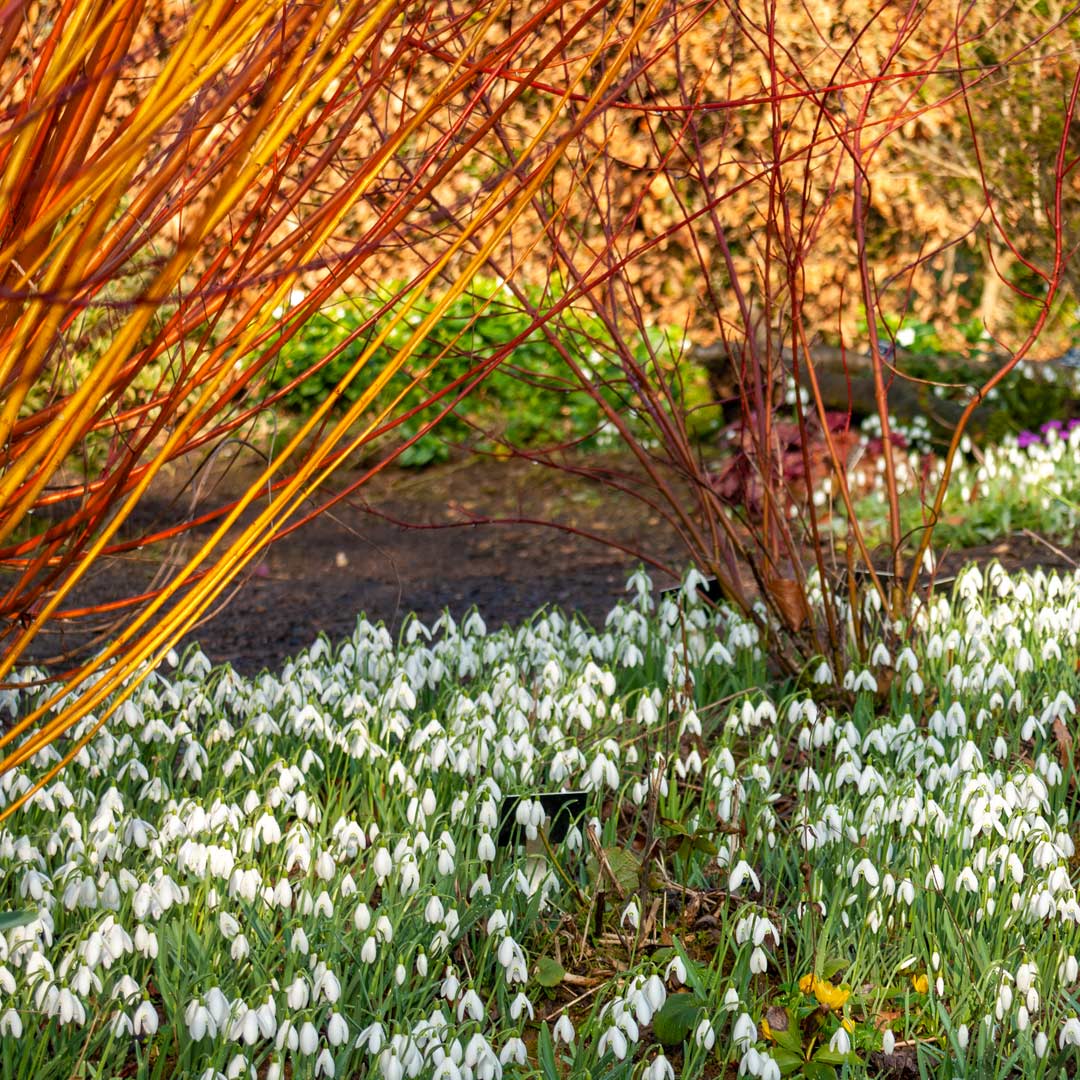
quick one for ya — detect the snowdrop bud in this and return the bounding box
[361,936,378,964]
[1035,1031,1049,1058]
[287,977,309,1011]
[327,1013,348,1047]
[315,1048,335,1078]
[882,1030,895,1055]
[957,1024,969,1049]
[829,1027,851,1055]
[299,1021,319,1056]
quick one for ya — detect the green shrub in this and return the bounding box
[265,278,688,466]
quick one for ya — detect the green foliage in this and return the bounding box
[266,278,687,466]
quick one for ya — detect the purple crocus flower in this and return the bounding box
[1017,430,1040,449]
[1041,419,1064,435]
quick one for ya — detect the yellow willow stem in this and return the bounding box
[0,0,398,528]
[0,0,666,767]
[0,0,518,639]
[0,188,565,803]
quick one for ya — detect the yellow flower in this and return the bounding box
[842,1017,855,1033]
[912,973,929,994]
[761,1018,775,1041]
[798,972,850,1011]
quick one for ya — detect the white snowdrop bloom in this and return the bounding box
[314,1048,335,1078]
[729,860,760,894]
[1061,1017,1080,1047]
[750,946,768,974]
[829,1026,851,1055]
[598,1026,628,1060]
[500,1038,528,1066]
[327,1012,349,1047]
[360,936,378,964]
[732,1012,755,1051]
[553,1014,575,1045]
[286,976,310,1011]
[1035,1031,1049,1057]
[133,1000,159,1036]
[425,896,445,924]
[375,915,393,942]
[852,859,879,888]
[925,865,945,891]
[354,903,371,932]
[621,899,641,931]
[0,1008,21,1038]
[666,955,687,985]
[882,1029,895,1055]
[509,992,534,1021]
[645,1054,675,1080]
[355,1021,385,1054]
[457,989,484,1023]
[299,1021,320,1056]
[372,848,392,883]
[740,1048,762,1076]
[230,934,250,962]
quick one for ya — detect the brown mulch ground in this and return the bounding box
[13,454,1080,676]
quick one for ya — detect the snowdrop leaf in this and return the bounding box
[0,909,36,931]
[652,992,703,1047]
[537,1022,560,1080]
[536,955,565,987]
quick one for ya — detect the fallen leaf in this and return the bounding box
[766,576,810,632]
[1053,717,1074,774]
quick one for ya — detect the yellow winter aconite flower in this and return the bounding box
[798,973,851,1011]
[842,1017,855,1033]
[761,1018,775,1041]
[912,974,929,994]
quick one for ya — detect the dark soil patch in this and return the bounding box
[14,455,1080,677]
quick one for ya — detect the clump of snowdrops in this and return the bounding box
[1,562,1080,1079]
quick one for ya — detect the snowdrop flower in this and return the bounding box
[314,1048,335,1078]
[598,1026,628,1060]
[729,860,760,894]
[646,1054,675,1080]
[829,1027,851,1055]
[553,1014,575,1045]
[1060,1016,1080,1047]
[133,1000,159,1036]
[732,1013,755,1051]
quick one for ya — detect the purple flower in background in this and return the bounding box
[1041,419,1064,436]
[1018,430,1040,448]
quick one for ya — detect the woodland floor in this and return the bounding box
[18,453,1080,675]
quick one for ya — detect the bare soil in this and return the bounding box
[17,454,1080,676]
